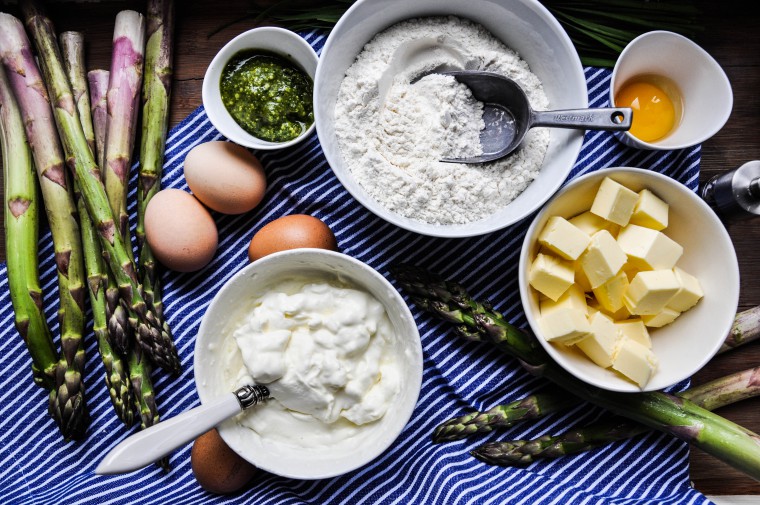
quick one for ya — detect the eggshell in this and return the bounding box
[191,429,257,494]
[145,189,218,272]
[184,141,267,214]
[248,214,337,262]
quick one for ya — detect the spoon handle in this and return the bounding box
[531,107,632,131]
[95,385,270,475]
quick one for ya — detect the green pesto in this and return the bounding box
[220,50,314,143]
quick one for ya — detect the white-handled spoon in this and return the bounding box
[95,385,270,475]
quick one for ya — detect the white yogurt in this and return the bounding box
[223,277,402,448]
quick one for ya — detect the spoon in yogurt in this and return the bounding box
[437,70,633,163]
[95,384,270,474]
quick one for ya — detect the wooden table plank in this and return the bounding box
[0,0,758,496]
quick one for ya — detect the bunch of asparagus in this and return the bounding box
[0,0,176,445]
[392,265,760,481]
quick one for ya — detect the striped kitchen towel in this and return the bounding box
[0,31,708,504]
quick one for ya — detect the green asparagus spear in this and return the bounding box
[433,392,580,443]
[104,10,144,243]
[0,64,59,392]
[91,64,161,434]
[87,70,109,169]
[85,67,131,356]
[721,305,760,353]
[138,0,175,349]
[0,12,87,440]
[471,366,760,466]
[60,31,134,426]
[20,1,181,376]
[392,265,760,481]
[101,10,147,356]
[435,305,760,443]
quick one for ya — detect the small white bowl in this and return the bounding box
[194,249,423,479]
[519,168,739,392]
[610,31,733,150]
[314,0,588,238]
[202,27,318,150]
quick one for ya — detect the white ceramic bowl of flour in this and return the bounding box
[315,0,587,237]
[194,249,423,479]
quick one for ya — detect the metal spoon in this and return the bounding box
[95,385,270,475]
[439,71,633,163]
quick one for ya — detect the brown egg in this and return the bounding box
[191,428,257,494]
[145,189,218,272]
[184,141,267,214]
[248,214,337,262]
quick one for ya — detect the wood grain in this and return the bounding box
[0,0,758,496]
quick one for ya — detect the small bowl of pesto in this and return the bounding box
[203,27,317,149]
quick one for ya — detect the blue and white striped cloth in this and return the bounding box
[0,32,709,504]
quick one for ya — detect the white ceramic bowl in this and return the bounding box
[202,27,318,150]
[314,0,587,238]
[519,168,739,392]
[610,31,733,150]
[194,249,423,479]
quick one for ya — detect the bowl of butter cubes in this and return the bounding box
[519,167,739,392]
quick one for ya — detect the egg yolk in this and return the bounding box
[615,80,677,142]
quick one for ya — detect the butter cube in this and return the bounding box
[630,189,669,231]
[574,261,593,292]
[615,319,651,348]
[580,230,627,289]
[538,216,592,261]
[617,224,683,270]
[529,253,575,301]
[624,270,680,315]
[667,267,704,312]
[569,211,616,236]
[622,262,639,282]
[589,296,631,321]
[540,284,588,316]
[576,312,621,367]
[612,337,658,388]
[642,308,681,328]
[592,270,629,313]
[590,177,639,226]
[608,304,632,321]
[539,307,591,345]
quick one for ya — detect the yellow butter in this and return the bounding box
[538,216,592,261]
[617,224,683,270]
[624,270,680,315]
[630,189,669,231]
[539,307,591,345]
[580,230,627,289]
[642,307,681,328]
[568,211,617,236]
[611,337,658,388]
[574,260,593,292]
[589,296,631,321]
[614,318,651,348]
[592,270,629,313]
[590,177,639,226]
[540,284,588,316]
[529,253,575,301]
[576,312,621,367]
[667,267,704,312]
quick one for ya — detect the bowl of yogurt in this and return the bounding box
[194,249,423,479]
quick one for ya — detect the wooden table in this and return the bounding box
[0,0,758,497]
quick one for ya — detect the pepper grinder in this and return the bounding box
[701,160,760,223]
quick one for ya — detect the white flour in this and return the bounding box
[335,16,550,225]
